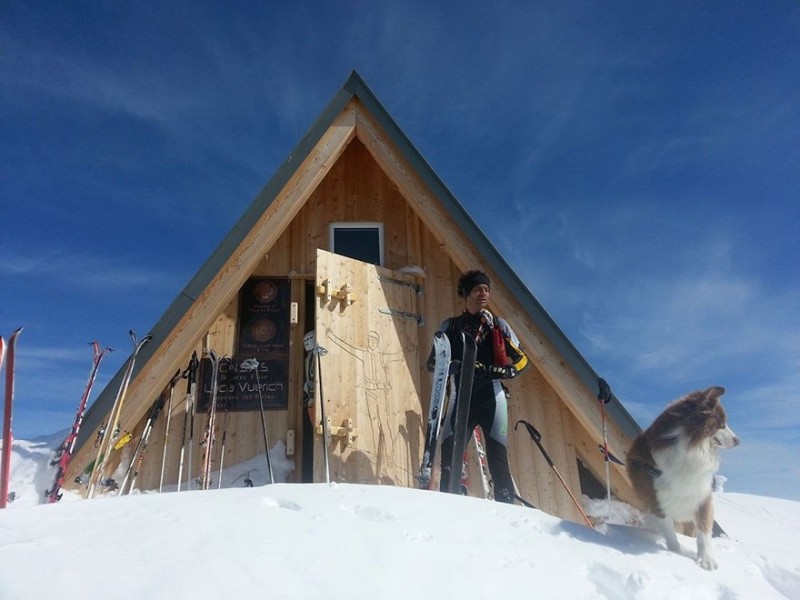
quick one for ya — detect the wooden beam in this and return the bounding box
[354,100,633,493]
[111,102,358,440]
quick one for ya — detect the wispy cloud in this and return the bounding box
[0,248,181,292]
[501,199,799,426]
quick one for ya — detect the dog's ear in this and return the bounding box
[705,386,725,401]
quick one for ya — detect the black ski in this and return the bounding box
[418,331,451,490]
[447,332,476,495]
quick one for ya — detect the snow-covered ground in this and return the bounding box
[1,435,798,599]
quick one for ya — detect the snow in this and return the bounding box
[1,436,799,599]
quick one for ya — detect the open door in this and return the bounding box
[313,249,424,486]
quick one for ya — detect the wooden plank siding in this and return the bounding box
[66,94,635,524]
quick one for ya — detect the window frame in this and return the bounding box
[328,221,385,266]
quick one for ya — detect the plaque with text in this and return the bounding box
[198,356,288,411]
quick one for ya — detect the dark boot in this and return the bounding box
[486,437,514,503]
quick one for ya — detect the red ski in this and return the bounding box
[47,341,112,503]
[1,328,23,509]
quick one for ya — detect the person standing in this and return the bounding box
[428,270,529,503]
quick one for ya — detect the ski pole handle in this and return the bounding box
[514,420,555,468]
[597,378,612,404]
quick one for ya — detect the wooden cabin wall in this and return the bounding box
[129,139,426,491]
[118,136,623,524]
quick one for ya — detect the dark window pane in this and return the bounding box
[333,227,381,265]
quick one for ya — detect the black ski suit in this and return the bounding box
[427,310,529,503]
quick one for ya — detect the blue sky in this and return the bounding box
[2,2,798,500]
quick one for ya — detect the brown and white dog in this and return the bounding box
[626,386,740,570]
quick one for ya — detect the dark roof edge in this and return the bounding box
[78,71,639,453]
[77,78,360,450]
[347,72,640,439]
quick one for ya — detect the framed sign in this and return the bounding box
[237,278,290,356]
[198,356,288,411]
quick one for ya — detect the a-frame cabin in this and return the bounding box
[67,72,642,523]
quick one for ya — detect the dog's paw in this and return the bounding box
[696,554,718,570]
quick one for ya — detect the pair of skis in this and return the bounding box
[86,330,151,498]
[47,341,113,503]
[116,367,182,496]
[1,328,23,508]
[198,350,221,490]
[121,351,200,494]
[418,330,477,495]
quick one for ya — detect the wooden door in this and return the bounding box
[313,249,424,486]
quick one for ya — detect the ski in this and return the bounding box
[459,444,470,495]
[472,426,493,499]
[515,419,594,528]
[47,341,112,503]
[176,352,199,492]
[447,332,477,495]
[418,331,451,490]
[1,328,23,508]
[87,330,151,498]
[198,350,221,490]
[118,395,164,495]
[157,370,182,492]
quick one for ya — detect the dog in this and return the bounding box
[626,386,739,570]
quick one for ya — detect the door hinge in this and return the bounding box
[378,307,425,326]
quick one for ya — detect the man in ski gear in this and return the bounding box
[427,270,529,503]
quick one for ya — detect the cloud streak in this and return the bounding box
[0,248,181,293]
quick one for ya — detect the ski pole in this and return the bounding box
[159,370,181,492]
[514,419,594,529]
[186,352,199,490]
[177,352,198,492]
[241,358,274,484]
[315,345,330,485]
[597,378,613,521]
[199,349,221,490]
[118,396,163,495]
[217,403,229,490]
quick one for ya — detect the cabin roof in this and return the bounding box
[77,71,639,451]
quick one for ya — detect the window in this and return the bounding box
[329,222,384,266]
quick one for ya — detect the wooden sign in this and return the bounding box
[237,278,291,356]
[198,356,288,411]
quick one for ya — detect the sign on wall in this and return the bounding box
[198,277,290,411]
[198,356,288,411]
[237,278,291,355]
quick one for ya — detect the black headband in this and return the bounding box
[459,272,491,297]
